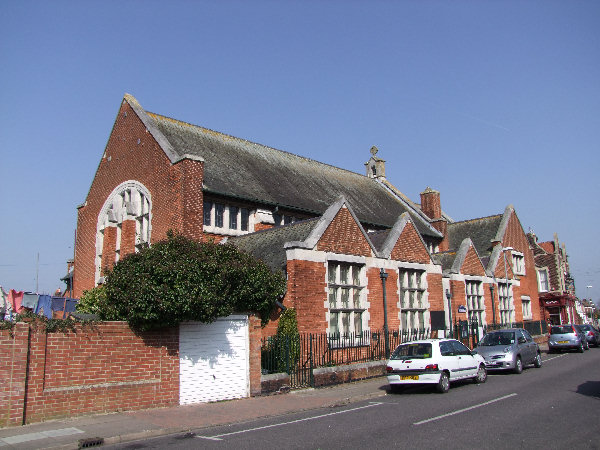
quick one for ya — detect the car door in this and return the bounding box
[520,329,536,364]
[439,340,461,380]
[450,340,478,379]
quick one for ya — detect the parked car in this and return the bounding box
[473,328,542,373]
[548,324,587,353]
[574,324,600,348]
[386,339,487,394]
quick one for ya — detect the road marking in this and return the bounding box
[413,393,517,425]
[544,353,567,362]
[196,402,385,441]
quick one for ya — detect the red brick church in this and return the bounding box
[73,94,542,338]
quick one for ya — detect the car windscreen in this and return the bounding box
[479,331,514,346]
[390,343,432,360]
[550,326,574,334]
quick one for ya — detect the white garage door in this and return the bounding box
[179,315,249,405]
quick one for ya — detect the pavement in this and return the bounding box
[0,376,390,450]
[0,341,550,450]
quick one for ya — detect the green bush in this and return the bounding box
[100,231,286,330]
[262,308,301,374]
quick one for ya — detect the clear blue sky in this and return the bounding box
[1,1,599,304]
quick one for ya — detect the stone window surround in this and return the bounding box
[203,201,252,236]
[498,281,515,325]
[95,180,152,285]
[398,265,430,332]
[327,259,366,343]
[465,278,486,326]
[521,295,532,320]
[510,250,526,276]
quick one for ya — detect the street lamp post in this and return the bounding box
[446,289,453,338]
[379,268,390,358]
[490,283,496,328]
[502,247,514,325]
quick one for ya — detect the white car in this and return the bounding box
[386,338,487,393]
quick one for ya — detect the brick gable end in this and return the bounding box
[316,207,371,256]
[390,223,431,263]
[73,100,204,297]
[461,247,486,276]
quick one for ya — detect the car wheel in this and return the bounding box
[474,365,487,384]
[390,384,404,394]
[513,356,523,374]
[436,372,450,393]
[534,352,542,368]
[578,342,584,353]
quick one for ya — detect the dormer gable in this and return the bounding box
[487,245,516,280]
[285,197,376,257]
[450,238,486,276]
[377,213,431,264]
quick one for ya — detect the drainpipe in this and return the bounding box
[446,289,453,338]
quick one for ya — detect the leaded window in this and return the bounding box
[465,280,484,324]
[328,262,365,339]
[498,282,515,325]
[399,268,429,331]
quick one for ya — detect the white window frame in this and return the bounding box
[498,282,515,325]
[327,261,366,345]
[203,201,252,236]
[521,295,532,320]
[511,251,525,276]
[537,267,550,292]
[398,268,430,332]
[465,279,485,325]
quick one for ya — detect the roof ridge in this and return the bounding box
[449,214,503,225]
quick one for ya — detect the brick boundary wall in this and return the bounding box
[0,322,179,427]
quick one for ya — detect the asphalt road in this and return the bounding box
[110,348,600,449]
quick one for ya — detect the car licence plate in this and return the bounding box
[401,375,419,380]
[557,341,568,344]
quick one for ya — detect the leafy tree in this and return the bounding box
[100,231,286,330]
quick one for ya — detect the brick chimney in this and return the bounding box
[420,187,441,219]
[420,187,448,252]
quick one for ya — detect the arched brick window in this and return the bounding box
[95,181,152,284]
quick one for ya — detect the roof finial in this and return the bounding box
[370,145,378,156]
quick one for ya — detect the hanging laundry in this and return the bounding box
[51,297,66,318]
[8,289,24,314]
[22,292,39,311]
[35,294,53,319]
[64,298,78,316]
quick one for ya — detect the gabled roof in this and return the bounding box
[123,94,441,238]
[447,214,503,257]
[228,218,319,273]
[230,198,379,271]
[374,212,431,260]
[431,252,457,273]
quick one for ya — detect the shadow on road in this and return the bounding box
[576,381,600,400]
